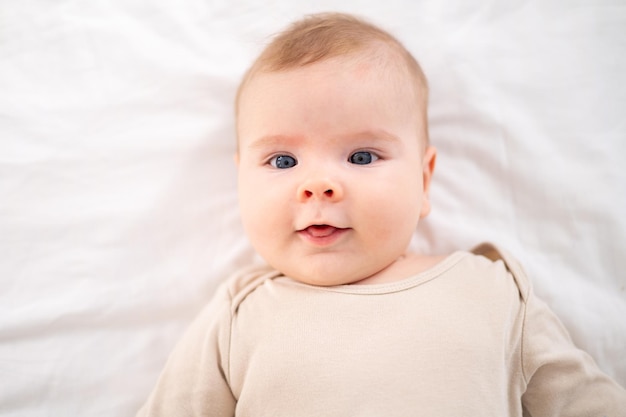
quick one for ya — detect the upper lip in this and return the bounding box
[297,224,350,240]
[297,223,347,232]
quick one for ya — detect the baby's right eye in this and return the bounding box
[269,155,297,169]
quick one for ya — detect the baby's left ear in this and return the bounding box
[419,146,437,217]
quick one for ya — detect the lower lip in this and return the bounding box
[297,226,349,247]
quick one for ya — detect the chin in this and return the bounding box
[284,264,378,287]
[291,275,352,287]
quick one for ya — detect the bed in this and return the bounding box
[1,1,624,415]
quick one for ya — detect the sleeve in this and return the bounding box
[136,283,235,417]
[473,243,626,416]
[520,291,626,416]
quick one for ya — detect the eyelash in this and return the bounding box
[267,150,381,169]
[269,154,297,169]
[349,151,379,165]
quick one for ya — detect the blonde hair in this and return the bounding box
[236,12,429,142]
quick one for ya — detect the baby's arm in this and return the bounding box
[521,291,626,416]
[136,283,235,417]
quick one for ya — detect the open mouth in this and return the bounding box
[304,225,340,237]
[298,224,349,246]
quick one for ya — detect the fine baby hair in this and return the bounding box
[236,12,430,144]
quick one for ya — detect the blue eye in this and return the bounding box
[270,155,297,169]
[349,151,378,165]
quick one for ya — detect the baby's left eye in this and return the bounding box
[349,151,379,165]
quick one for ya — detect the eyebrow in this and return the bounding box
[247,129,401,149]
[345,129,402,144]
[247,134,302,150]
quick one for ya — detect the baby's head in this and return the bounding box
[235,12,436,286]
[236,12,429,146]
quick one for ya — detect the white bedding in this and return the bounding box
[1,1,624,415]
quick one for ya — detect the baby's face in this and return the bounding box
[236,57,434,286]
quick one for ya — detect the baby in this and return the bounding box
[137,12,626,416]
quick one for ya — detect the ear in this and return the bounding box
[233,152,240,167]
[419,146,437,218]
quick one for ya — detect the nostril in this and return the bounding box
[300,186,337,199]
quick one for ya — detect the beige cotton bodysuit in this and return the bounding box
[137,244,626,416]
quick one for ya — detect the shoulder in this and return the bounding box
[224,263,283,312]
[183,264,281,330]
[429,243,531,308]
[469,242,531,302]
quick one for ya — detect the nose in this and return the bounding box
[297,177,344,202]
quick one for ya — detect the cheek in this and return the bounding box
[238,172,289,239]
[355,170,422,237]
[238,173,263,235]
[361,165,422,208]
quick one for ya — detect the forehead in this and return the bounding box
[239,46,422,107]
[237,56,424,143]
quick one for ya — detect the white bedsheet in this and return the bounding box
[1,1,624,415]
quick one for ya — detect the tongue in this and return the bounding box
[307,225,337,237]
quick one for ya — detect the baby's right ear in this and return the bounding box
[234,153,240,166]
